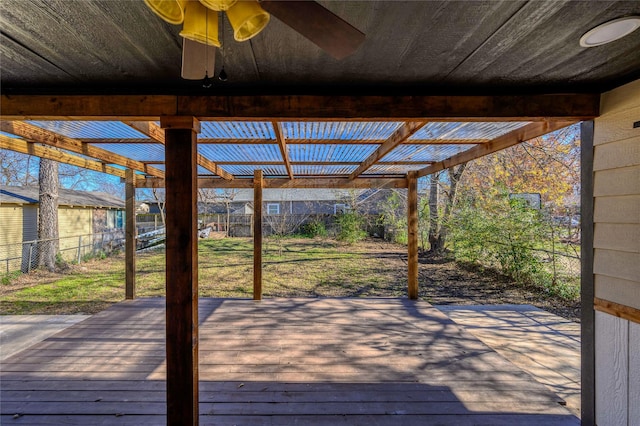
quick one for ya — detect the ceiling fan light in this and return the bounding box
[179,1,221,47]
[200,0,237,12]
[226,1,270,42]
[144,0,187,25]
[580,16,640,47]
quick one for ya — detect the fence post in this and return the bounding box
[27,243,34,273]
[77,236,83,264]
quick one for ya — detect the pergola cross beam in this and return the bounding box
[0,120,164,178]
[125,121,234,181]
[349,121,425,179]
[416,120,579,177]
[0,135,127,178]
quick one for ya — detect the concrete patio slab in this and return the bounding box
[0,315,90,361]
[435,304,581,418]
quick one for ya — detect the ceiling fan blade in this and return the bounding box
[181,38,216,80]
[259,1,365,60]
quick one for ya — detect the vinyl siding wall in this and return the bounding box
[593,79,640,426]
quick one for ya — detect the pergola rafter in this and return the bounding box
[272,121,294,180]
[125,120,234,181]
[0,120,165,178]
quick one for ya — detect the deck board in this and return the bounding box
[0,298,580,425]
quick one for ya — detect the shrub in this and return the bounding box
[301,219,328,238]
[336,212,367,244]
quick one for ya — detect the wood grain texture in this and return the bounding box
[595,276,640,312]
[163,124,199,425]
[629,321,640,426]
[594,195,640,224]
[0,135,126,178]
[350,122,424,179]
[273,122,293,179]
[417,120,577,177]
[137,177,408,189]
[125,169,136,300]
[0,121,165,178]
[0,94,600,121]
[407,171,418,300]
[594,249,640,283]
[254,170,263,300]
[595,311,628,426]
[0,298,579,425]
[594,166,640,197]
[594,223,640,253]
[593,137,640,171]
[594,298,640,325]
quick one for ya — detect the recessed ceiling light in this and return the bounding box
[580,16,640,47]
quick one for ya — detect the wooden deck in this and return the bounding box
[1,298,579,425]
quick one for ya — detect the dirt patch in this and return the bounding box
[417,251,581,323]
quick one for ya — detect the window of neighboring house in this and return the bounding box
[267,203,280,215]
[334,204,351,214]
[107,210,125,229]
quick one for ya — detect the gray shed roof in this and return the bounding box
[0,186,124,209]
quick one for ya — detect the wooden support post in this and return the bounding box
[254,169,263,300]
[580,120,595,425]
[162,116,200,426]
[407,171,419,300]
[125,168,136,300]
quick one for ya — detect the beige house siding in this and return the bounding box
[0,205,24,273]
[593,79,640,426]
[58,206,93,261]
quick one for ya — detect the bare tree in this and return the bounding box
[428,163,467,253]
[38,158,59,271]
[151,187,166,227]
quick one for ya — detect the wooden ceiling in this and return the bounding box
[1,1,639,95]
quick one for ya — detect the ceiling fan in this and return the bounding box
[144,0,366,80]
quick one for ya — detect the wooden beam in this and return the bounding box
[0,121,164,178]
[594,297,640,325]
[254,170,263,301]
[0,135,126,178]
[416,120,578,177]
[407,171,419,300]
[163,116,199,426]
[0,94,600,121]
[125,120,234,180]
[136,177,408,189]
[580,120,595,426]
[125,169,136,300]
[349,121,425,179]
[197,138,490,145]
[273,122,294,179]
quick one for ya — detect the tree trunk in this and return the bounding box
[439,163,467,246]
[428,173,443,252]
[38,158,59,271]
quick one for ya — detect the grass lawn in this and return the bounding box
[0,238,409,315]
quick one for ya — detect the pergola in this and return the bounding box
[2,1,639,424]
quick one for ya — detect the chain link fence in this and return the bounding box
[0,230,125,275]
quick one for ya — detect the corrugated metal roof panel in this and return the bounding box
[220,165,288,176]
[282,122,403,140]
[200,121,275,139]
[288,144,378,162]
[381,144,476,162]
[410,122,529,140]
[90,143,165,162]
[29,121,147,139]
[292,165,357,176]
[199,144,282,162]
[364,164,421,175]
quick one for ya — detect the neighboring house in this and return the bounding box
[0,186,124,272]
[222,188,394,216]
[194,188,396,237]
